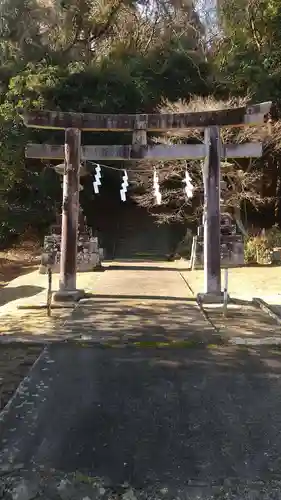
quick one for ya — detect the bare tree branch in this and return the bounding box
[132,95,273,225]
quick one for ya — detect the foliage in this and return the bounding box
[0,0,211,246]
[213,0,281,104]
[1,0,281,246]
[244,226,281,264]
[265,225,281,248]
[244,235,269,264]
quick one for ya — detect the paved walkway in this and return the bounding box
[3,344,281,499]
[2,263,281,498]
[1,260,281,345]
[0,261,216,344]
[61,261,216,344]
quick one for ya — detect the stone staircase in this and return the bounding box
[114,208,171,260]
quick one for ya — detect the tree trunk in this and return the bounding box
[234,206,248,237]
[274,158,281,226]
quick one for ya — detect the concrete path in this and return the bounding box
[61,261,216,344]
[2,344,281,499]
[1,260,206,343]
[3,262,281,498]
[1,260,280,345]
[87,261,190,299]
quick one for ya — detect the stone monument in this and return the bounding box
[39,163,104,274]
[193,212,244,268]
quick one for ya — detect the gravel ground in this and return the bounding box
[2,470,281,500]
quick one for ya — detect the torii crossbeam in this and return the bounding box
[22,102,271,131]
[26,143,263,161]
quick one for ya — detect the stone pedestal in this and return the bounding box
[197,292,225,304]
[52,289,85,303]
[39,212,103,274]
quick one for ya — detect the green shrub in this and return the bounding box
[0,220,18,249]
[244,237,257,264]
[266,225,281,248]
[244,226,281,264]
[244,236,269,264]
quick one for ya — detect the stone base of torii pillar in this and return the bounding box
[197,292,226,304]
[52,288,85,303]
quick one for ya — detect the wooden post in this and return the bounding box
[189,236,198,270]
[192,236,198,271]
[223,268,229,317]
[132,114,148,153]
[201,126,222,300]
[54,128,83,302]
[190,237,195,270]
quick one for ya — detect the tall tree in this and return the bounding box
[213,0,281,103]
[0,0,212,245]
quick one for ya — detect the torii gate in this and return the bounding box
[23,102,271,302]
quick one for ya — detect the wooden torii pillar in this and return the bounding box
[23,102,271,302]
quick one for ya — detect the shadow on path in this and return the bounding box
[2,344,281,498]
[0,285,44,307]
[64,298,215,344]
[203,301,281,342]
[85,293,196,302]
[107,265,190,272]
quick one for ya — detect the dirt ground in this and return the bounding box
[0,240,40,287]
[0,241,42,411]
[185,265,281,302]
